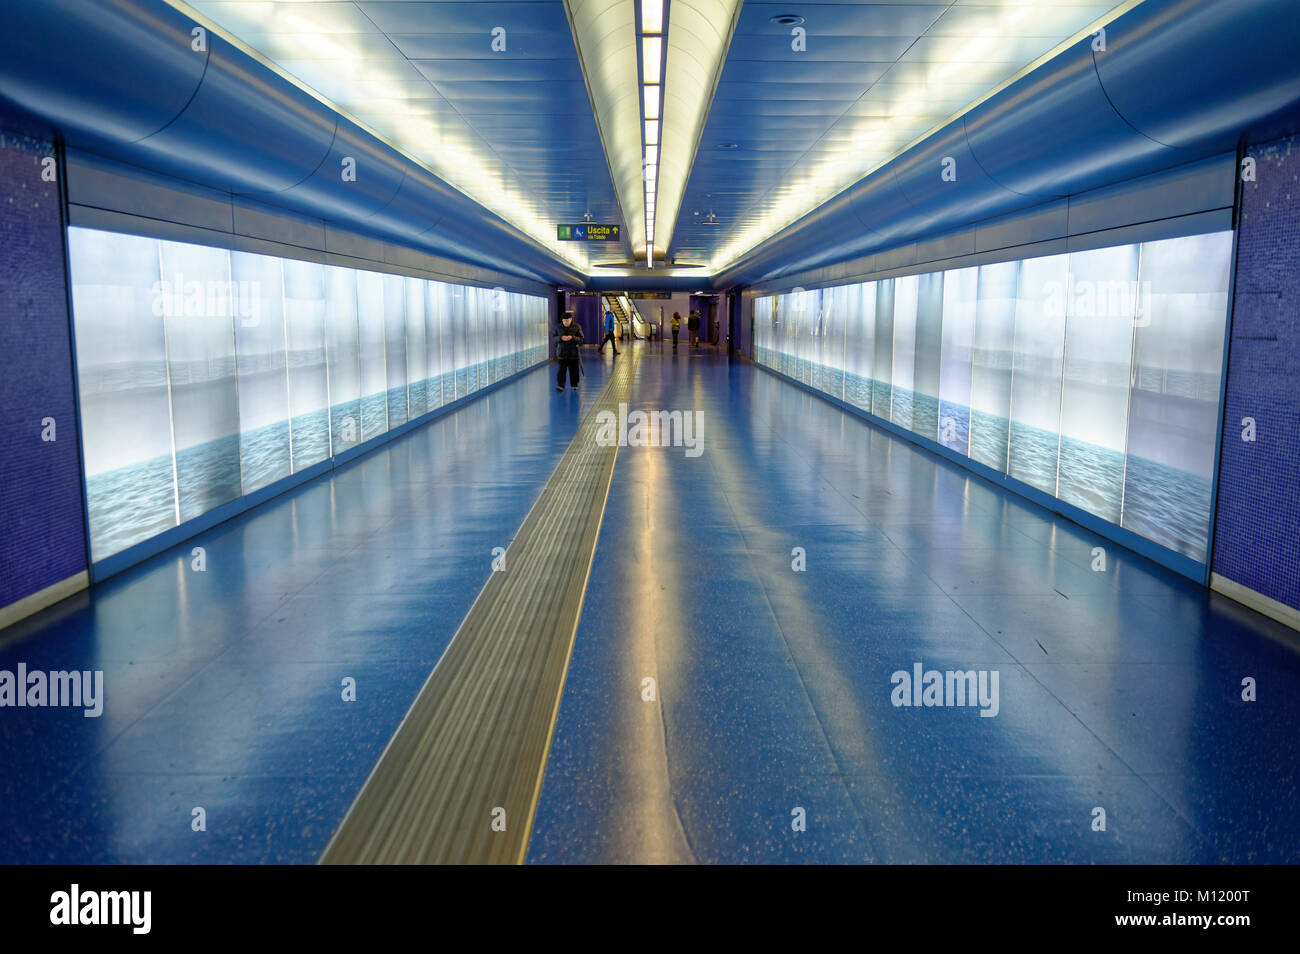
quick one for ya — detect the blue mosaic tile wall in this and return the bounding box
[0,107,88,611]
[1212,133,1300,611]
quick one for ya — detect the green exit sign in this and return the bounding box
[558,223,621,241]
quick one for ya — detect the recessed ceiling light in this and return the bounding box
[716,142,740,150]
[770,14,804,26]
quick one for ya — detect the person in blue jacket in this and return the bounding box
[597,309,620,355]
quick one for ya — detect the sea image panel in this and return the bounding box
[356,271,388,440]
[68,228,177,560]
[872,280,895,418]
[843,283,876,412]
[283,259,331,472]
[231,251,291,494]
[911,271,944,441]
[969,260,1019,474]
[1057,244,1139,522]
[891,275,919,431]
[799,288,820,387]
[1007,254,1069,495]
[382,274,408,429]
[324,265,362,454]
[938,268,977,455]
[818,284,847,400]
[425,280,446,411]
[405,276,429,419]
[159,240,241,522]
[1121,231,1234,562]
[452,286,469,399]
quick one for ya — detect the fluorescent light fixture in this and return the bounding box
[706,0,1144,271]
[642,37,662,84]
[644,120,659,145]
[651,0,745,262]
[642,0,663,34]
[643,86,660,120]
[644,163,657,182]
[645,145,658,166]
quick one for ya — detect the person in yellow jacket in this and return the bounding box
[671,312,681,350]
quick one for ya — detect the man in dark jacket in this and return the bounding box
[688,309,700,347]
[553,311,583,390]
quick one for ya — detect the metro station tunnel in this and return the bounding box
[0,0,1298,867]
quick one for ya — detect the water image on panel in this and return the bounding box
[1122,232,1233,561]
[911,271,944,441]
[890,275,919,432]
[1056,245,1139,522]
[938,268,978,455]
[424,281,446,412]
[283,260,331,471]
[843,283,876,412]
[871,280,896,418]
[816,284,846,400]
[356,271,388,440]
[232,251,290,494]
[405,276,429,419]
[797,288,819,386]
[452,286,469,399]
[324,266,362,454]
[382,274,408,429]
[753,296,774,368]
[159,240,241,522]
[1007,255,1069,496]
[969,260,1019,474]
[69,228,177,560]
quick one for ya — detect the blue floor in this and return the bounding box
[3,341,1298,864]
[0,360,610,863]
[525,341,1300,864]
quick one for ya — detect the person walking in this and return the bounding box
[553,311,583,391]
[597,308,620,354]
[671,311,681,350]
[687,309,700,347]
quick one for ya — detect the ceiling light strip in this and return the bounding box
[638,0,667,266]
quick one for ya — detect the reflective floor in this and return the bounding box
[2,340,1298,864]
[526,341,1300,864]
[0,361,611,863]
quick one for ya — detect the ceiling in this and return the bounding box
[180,0,632,269]
[172,0,1137,281]
[672,0,1132,271]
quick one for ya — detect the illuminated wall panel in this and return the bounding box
[68,227,546,561]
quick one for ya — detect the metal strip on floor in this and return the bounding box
[320,353,635,864]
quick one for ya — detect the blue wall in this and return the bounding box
[0,111,87,612]
[1212,134,1300,614]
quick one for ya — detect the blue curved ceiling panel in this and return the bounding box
[963,43,1163,201]
[0,0,585,286]
[135,36,339,196]
[1096,0,1300,150]
[713,0,1300,289]
[282,122,412,227]
[0,0,204,146]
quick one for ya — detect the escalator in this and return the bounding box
[602,294,658,340]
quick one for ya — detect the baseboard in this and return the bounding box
[1211,573,1300,631]
[0,571,90,630]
